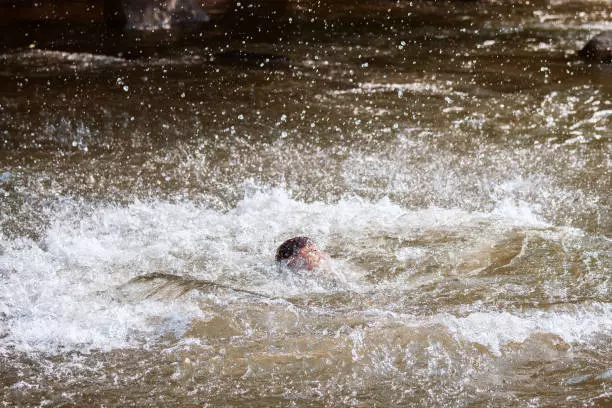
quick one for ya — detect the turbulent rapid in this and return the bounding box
[0,0,610,406]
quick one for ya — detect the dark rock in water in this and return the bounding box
[214,50,291,68]
[579,32,612,63]
[121,0,210,30]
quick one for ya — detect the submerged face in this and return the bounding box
[275,236,326,271]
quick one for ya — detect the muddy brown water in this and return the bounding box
[0,1,611,406]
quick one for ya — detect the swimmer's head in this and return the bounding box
[275,236,327,271]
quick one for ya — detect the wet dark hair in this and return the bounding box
[275,236,314,262]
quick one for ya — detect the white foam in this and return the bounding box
[0,49,125,69]
[0,238,205,354]
[329,82,464,97]
[442,303,612,356]
[491,198,548,228]
[396,247,426,262]
[0,187,593,354]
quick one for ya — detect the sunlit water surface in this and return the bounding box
[0,1,611,406]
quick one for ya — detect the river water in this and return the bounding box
[0,0,611,406]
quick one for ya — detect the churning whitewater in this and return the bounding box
[1,186,608,356]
